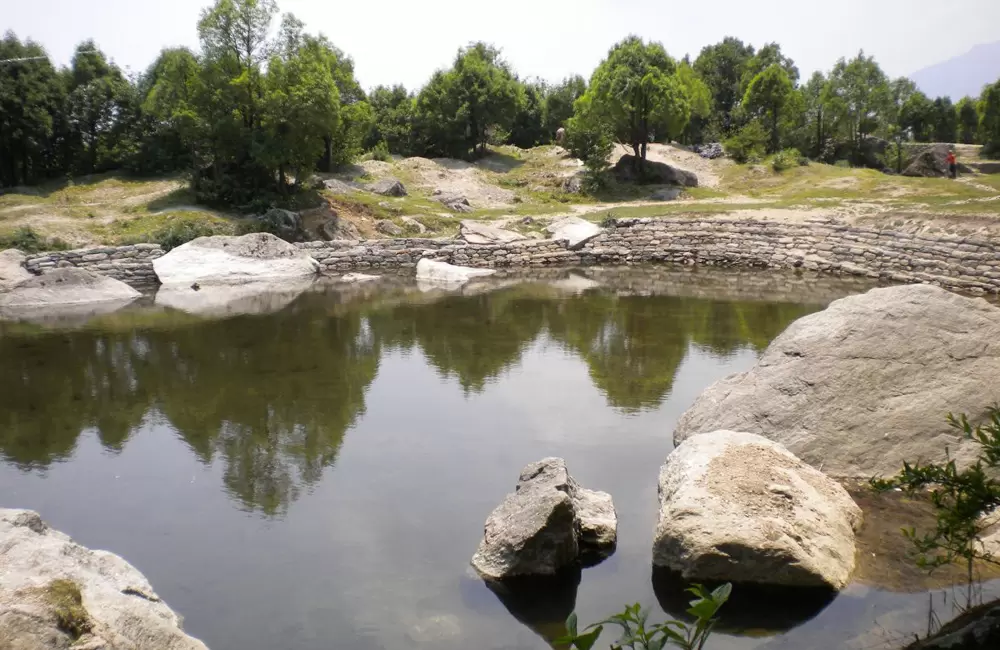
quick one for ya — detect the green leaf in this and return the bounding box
[574,626,603,650]
[566,612,579,637]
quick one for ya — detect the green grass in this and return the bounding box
[88,210,237,245]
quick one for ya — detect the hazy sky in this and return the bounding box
[5,0,1000,90]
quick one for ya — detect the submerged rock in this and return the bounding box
[0,268,140,309]
[471,457,617,579]
[653,430,862,589]
[0,508,208,650]
[154,277,315,317]
[545,216,602,250]
[674,284,1000,477]
[153,233,319,286]
[0,249,31,290]
[415,258,495,286]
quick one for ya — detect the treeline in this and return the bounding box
[3,0,1000,207]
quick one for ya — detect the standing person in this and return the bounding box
[947,149,958,179]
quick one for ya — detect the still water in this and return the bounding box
[0,267,991,650]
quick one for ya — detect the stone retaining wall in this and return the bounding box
[23,244,163,285]
[15,218,1000,293]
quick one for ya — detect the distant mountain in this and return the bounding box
[910,41,1000,100]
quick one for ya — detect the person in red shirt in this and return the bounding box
[947,150,958,179]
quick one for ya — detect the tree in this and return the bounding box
[979,80,1000,157]
[742,64,794,153]
[800,72,829,158]
[899,90,934,141]
[136,47,202,173]
[579,36,690,173]
[674,62,713,144]
[740,42,799,95]
[366,84,414,155]
[542,75,586,139]
[693,37,755,133]
[825,51,891,153]
[931,96,958,143]
[0,32,66,186]
[956,97,980,144]
[509,79,547,148]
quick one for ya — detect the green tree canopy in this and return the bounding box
[742,64,795,153]
[693,37,755,132]
[956,97,979,144]
[825,51,891,150]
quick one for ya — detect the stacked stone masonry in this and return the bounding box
[23,244,163,285]
[14,218,1000,293]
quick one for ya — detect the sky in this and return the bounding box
[4,0,1000,91]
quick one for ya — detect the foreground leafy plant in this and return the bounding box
[871,406,1000,609]
[558,583,731,650]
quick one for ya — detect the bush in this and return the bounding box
[724,121,768,164]
[0,227,70,254]
[771,148,803,172]
[147,221,228,251]
[359,141,392,163]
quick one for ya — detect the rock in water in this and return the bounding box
[613,154,699,187]
[366,178,407,197]
[653,431,862,589]
[674,284,1000,477]
[153,233,319,286]
[0,508,208,650]
[545,216,602,250]
[459,220,526,244]
[0,249,31,290]
[472,458,617,579]
[0,268,140,308]
[415,259,495,286]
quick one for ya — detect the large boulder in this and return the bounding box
[153,233,319,286]
[0,508,208,650]
[0,268,140,308]
[366,178,406,197]
[415,258,495,286]
[674,284,1000,477]
[613,154,698,187]
[459,220,526,244]
[255,208,305,242]
[0,249,31,290]
[545,216,602,250]
[433,190,473,213]
[320,216,361,241]
[472,458,617,579]
[375,219,403,237]
[902,144,974,177]
[654,431,862,589]
[694,143,724,160]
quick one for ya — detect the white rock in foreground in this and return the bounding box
[654,431,862,589]
[415,258,495,286]
[0,508,208,650]
[153,233,319,286]
[674,284,1000,477]
[472,458,617,580]
[545,216,602,250]
[0,249,31,290]
[0,268,140,308]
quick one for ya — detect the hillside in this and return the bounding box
[910,40,1000,99]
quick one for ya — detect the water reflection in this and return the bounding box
[0,270,829,516]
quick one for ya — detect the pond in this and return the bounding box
[1,266,996,650]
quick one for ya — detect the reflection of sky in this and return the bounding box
[1,285,990,650]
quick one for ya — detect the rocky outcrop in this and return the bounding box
[399,216,426,234]
[0,268,140,309]
[903,144,973,177]
[366,178,406,197]
[459,220,526,244]
[375,220,403,236]
[674,284,1000,477]
[254,208,305,242]
[472,458,617,579]
[320,216,361,241]
[321,178,358,194]
[694,143,724,159]
[613,154,698,187]
[546,216,602,250]
[653,431,862,589]
[0,249,31,289]
[433,190,473,213]
[415,258,495,286]
[153,233,319,286]
[0,508,207,650]
[907,601,1000,649]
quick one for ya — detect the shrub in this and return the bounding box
[0,227,70,254]
[872,407,1000,609]
[360,141,392,162]
[558,584,731,650]
[148,221,227,251]
[771,148,803,172]
[723,121,768,164]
